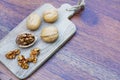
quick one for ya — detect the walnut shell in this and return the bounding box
[26,13,41,30]
[43,9,58,23]
[40,26,59,43]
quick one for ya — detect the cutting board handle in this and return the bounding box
[60,0,85,19]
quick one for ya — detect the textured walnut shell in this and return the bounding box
[43,9,58,23]
[40,26,59,43]
[26,13,41,30]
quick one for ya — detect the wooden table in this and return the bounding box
[0,0,120,80]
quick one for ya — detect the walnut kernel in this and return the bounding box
[27,48,40,63]
[5,49,20,59]
[17,55,29,69]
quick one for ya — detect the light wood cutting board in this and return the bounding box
[0,3,76,79]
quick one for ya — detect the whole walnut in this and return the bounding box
[43,9,58,23]
[26,13,41,31]
[40,26,59,43]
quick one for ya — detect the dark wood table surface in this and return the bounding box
[0,0,120,80]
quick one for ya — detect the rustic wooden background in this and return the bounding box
[0,0,120,80]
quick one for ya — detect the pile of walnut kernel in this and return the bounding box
[5,48,40,69]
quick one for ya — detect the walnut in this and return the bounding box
[5,49,20,59]
[31,48,40,55]
[17,55,29,69]
[27,55,37,63]
[40,26,59,43]
[26,13,41,31]
[5,48,40,69]
[27,48,40,63]
[16,33,35,48]
[43,9,58,23]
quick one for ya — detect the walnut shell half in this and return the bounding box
[16,33,37,48]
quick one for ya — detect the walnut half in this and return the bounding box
[27,48,40,63]
[17,55,29,69]
[5,49,20,59]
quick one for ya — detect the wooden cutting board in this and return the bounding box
[0,3,76,79]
